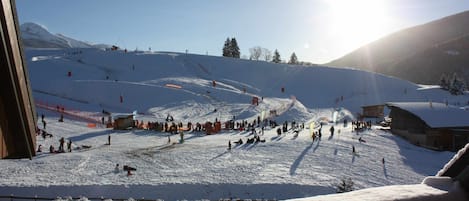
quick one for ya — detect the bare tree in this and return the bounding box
[249,46,262,60]
[262,48,272,61]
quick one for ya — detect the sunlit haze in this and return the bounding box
[16,0,469,63]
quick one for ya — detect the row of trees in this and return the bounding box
[222,38,311,65]
[440,73,467,95]
[247,47,298,64]
[222,38,240,58]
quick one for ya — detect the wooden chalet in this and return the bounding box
[361,104,385,118]
[386,102,469,151]
[113,114,134,130]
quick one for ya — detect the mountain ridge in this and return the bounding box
[326,10,469,85]
[20,22,110,49]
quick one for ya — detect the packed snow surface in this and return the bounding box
[2,48,468,200]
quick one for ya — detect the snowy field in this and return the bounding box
[1,115,454,200]
[1,47,467,200]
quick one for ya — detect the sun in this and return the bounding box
[325,0,391,52]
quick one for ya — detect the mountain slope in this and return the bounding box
[20,22,109,49]
[384,34,469,84]
[326,11,469,85]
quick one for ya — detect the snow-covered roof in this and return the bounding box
[387,102,469,128]
[437,143,469,177]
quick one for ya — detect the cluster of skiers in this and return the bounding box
[36,137,72,154]
[352,120,372,132]
[114,163,137,176]
[229,135,266,149]
[130,114,283,136]
[276,120,305,136]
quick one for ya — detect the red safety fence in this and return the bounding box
[35,100,101,125]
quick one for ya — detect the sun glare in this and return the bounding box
[325,0,391,52]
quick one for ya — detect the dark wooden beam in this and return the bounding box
[0,0,36,159]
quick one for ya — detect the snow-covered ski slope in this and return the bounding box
[1,48,467,200]
[26,48,468,121]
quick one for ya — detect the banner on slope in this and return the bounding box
[310,122,315,136]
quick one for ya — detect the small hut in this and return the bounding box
[113,114,134,130]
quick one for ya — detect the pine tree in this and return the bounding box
[288,52,298,64]
[449,73,467,95]
[222,38,232,57]
[230,38,240,58]
[440,73,449,90]
[272,49,281,63]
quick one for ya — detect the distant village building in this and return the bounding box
[386,102,469,151]
[361,104,385,119]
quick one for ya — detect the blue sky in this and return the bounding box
[16,0,469,63]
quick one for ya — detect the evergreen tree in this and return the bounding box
[222,38,232,57]
[440,73,449,90]
[272,49,281,63]
[288,52,298,64]
[449,73,467,95]
[230,38,240,58]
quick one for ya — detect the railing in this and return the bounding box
[0,195,276,201]
[0,195,158,201]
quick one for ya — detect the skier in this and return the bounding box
[228,140,232,150]
[41,114,45,122]
[114,164,120,173]
[59,137,65,152]
[179,131,184,143]
[67,140,72,152]
[108,134,111,145]
[42,120,47,130]
[330,126,335,136]
[382,157,385,165]
[352,145,356,153]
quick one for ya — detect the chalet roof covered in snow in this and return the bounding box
[386,102,469,128]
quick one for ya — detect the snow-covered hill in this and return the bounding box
[2,47,468,200]
[25,48,468,122]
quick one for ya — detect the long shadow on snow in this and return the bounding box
[245,142,260,150]
[380,131,452,176]
[209,150,230,161]
[290,141,318,175]
[68,129,115,142]
[271,135,284,141]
